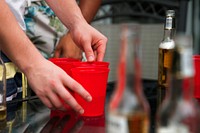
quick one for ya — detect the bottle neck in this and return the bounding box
[163,16,176,40]
[163,28,175,40]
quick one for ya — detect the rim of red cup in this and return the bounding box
[72,61,109,68]
[49,58,80,62]
[71,67,110,74]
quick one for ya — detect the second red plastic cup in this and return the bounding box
[193,55,200,105]
[71,67,110,117]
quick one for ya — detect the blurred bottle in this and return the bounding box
[157,10,176,105]
[0,52,7,129]
[106,24,150,133]
[156,34,200,133]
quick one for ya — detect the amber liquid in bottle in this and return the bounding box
[127,112,149,133]
[157,48,173,104]
[0,106,6,121]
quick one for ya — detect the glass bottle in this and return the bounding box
[157,10,176,105]
[156,34,200,133]
[106,24,150,133]
[0,52,7,129]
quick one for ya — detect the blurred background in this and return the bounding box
[90,0,199,82]
[90,1,199,131]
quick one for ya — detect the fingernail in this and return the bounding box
[88,56,94,62]
[79,109,84,114]
[86,96,92,102]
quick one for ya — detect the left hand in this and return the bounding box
[54,32,83,60]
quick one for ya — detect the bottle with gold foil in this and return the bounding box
[0,52,7,129]
[106,24,150,133]
[156,34,200,133]
[157,10,176,105]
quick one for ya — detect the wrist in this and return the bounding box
[68,15,87,32]
[20,55,46,77]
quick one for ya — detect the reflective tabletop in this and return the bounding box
[0,81,158,133]
[0,96,106,133]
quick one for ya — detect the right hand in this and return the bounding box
[69,21,107,62]
[25,59,92,114]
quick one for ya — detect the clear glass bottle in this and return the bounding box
[106,24,150,133]
[157,10,176,105]
[156,34,200,133]
[0,52,7,129]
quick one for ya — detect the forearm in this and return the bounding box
[0,1,45,74]
[79,0,102,23]
[45,0,87,31]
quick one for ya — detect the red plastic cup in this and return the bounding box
[71,67,110,117]
[193,55,200,105]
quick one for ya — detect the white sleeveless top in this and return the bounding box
[5,0,42,31]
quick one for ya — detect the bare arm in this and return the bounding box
[79,0,102,23]
[0,0,92,114]
[0,0,44,72]
[46,0,107,61]
[54,0,102,59]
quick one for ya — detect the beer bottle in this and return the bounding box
[157,10,176,105]
[156,34,200,133]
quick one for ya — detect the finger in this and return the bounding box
[56,85,85,114]
[82,40,95,62]
[94,40,107,61]
[40,96,54,109]
[63,77,92,102]
[46,90,65,110]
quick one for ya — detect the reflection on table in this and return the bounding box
[0,80,158,133]
[0,97,106,133]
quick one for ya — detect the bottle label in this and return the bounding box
[181,48,194,77]
[157,124,189,133]
[165,17,173,29]
[0,94,2,103]
[107,112,149,133]
[107,113,129,133]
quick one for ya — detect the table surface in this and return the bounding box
[0,81,158,133]
[0,97,106,133]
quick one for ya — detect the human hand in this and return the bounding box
[54,32,83,60]
[25,59,92,114]
[69,21,107,62]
